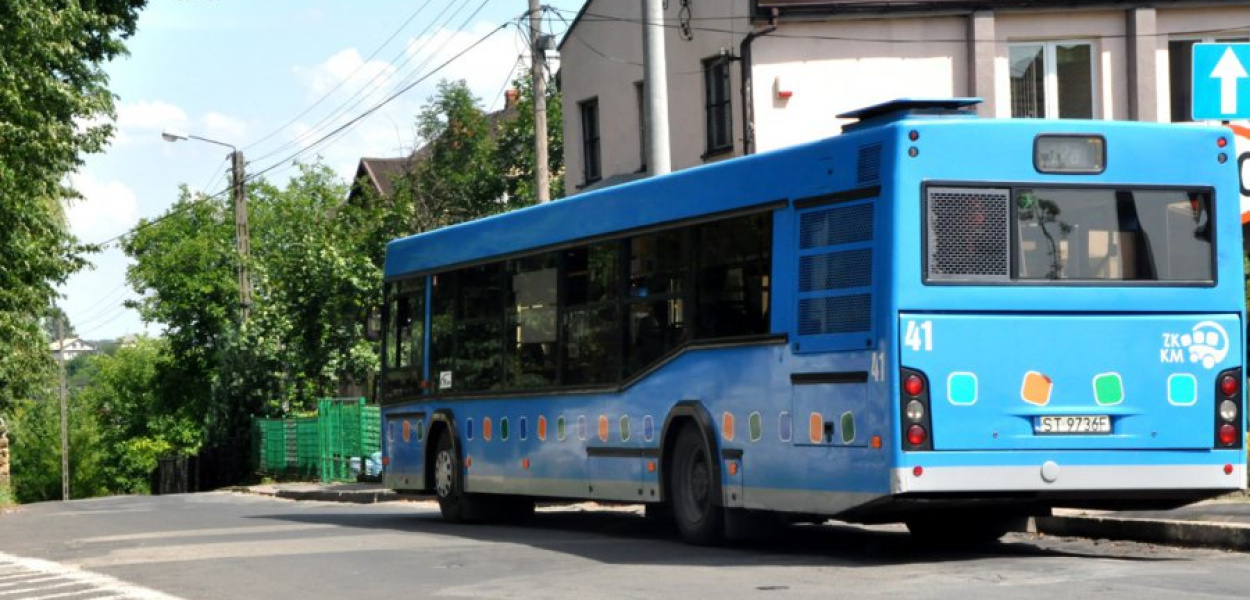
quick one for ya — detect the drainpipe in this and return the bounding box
[741,8,778,156]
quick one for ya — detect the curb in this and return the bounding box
[229,486,406,504]
[1036,515,1250,552]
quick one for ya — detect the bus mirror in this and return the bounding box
[1238,152,1250,197]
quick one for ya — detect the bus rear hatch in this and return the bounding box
[898,313,1241,451]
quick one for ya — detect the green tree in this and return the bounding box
[496,74,565,204]
[0,0,146,412]
[9,394,106,503]
[403,79,510,232]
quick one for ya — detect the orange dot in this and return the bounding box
[727,461,739,476]
[598,415,609,442]
[402,420,411,443]
[483,417,493,441]
[537,416,548,441]
[721,412,735,442]
[465,456,472,468]
[809,412,823,444]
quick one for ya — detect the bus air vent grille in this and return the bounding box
[857,143,882,185]
[798,295,872,335]
[800,203,873,250]
[926,187,1010,281]
[799,249,872,292]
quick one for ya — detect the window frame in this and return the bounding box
[579,97,601,184]
[380,207,780,402]
[702,55,734,157]
[921,182,1218,287]
[1008,39,1099,119]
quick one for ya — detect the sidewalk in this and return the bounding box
[1035,496,1250,551]
[233,483,1250,551]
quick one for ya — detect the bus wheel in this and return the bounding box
[670,424,724,545]
[433,432,477,523]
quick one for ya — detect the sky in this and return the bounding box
[61,0,583,341]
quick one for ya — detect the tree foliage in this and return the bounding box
[496,74,565,205]
[0,0,146,412]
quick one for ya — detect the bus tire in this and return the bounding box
[670,424,724,545]
[433,431,484,523]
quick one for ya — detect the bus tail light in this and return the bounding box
[900,367,933,451]
[1214,367,1243,449]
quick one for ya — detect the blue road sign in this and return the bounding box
[1194,43,1250,120]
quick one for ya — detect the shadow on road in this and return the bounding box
[250,504,1177,567]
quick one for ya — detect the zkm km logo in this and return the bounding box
[1160,321,1229,369]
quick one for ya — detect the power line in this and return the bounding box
[551,7,1250,44]
[243,0,439,153]
[248,0,482,164]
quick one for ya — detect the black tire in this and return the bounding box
[669,424,724,545]
[433,432,475,523]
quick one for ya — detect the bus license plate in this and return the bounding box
[1035,415,1111,435]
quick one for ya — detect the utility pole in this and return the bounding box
[529,0,550,203]
[643,0,672,176]
[55,319,68,501]
[231,150,252,322]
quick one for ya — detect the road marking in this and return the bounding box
[0,552,184,600]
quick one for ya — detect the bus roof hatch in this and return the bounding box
[838,98,982,132]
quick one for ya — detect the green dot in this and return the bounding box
[840,412,856,444]
[556,416,566,441]
[619,416,630,441]
[749,412,762,442]
[501,417,510,440]
[1093,373,1124,406]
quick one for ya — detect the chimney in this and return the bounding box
[504,88,520,110]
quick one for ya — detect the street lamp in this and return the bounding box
[161,129,253,322]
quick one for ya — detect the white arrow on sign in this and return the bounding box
[1212,47,1249,114]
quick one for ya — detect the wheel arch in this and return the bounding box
[659,400,724,507]
[423,409,459,491]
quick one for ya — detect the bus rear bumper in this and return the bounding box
[892,463,1246,494]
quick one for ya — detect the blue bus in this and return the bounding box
[380,99,1246,545]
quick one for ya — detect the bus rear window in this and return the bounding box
[926,186,1213,284]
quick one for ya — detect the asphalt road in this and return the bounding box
[0,492,1247,599]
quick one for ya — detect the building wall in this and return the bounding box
[751,16,968,152]
[560,0,752,192]
[560,2,1250,191]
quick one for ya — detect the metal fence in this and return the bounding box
[250,398,379,483]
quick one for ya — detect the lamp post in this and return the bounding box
[161,130,252,323]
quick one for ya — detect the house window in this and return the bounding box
[1169,36,1250,122]
[580,98,601,183]
[1009,41,1095,119]
[635,80,647,171]
[703,56,733,155]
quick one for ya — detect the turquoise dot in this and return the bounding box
[948,373,978,405]
[1169,373,1198,406]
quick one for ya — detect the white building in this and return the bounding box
[559,0,1250,193]
[50,337,95,362]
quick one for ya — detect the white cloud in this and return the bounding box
[201,112,249,145]
[294,47,398,102]
[65,172,140,242]
[115,100,190,145]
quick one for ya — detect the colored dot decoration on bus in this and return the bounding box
[947,372,978,406]
[501,417,510,441]
[556,416,567,441]
[538,416,548,441]
[598,415,609,442]
[749,412,762,442]
[402,420,411,443]
[387,421,395,443]
[578,416,588,441]
[1021,371,1053,406]
[416,419,425,442]
[643,415,655,442]
[519,416,528,441]
[840,412,856,444]
[778,411,793,443]
[1092,372,1124,406]
[620,416,630,441]
[465,418,475,441]
[483,417,493,441]
[808,412,823,444]
[721,412,735,442]
[1168,373,1199,406]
